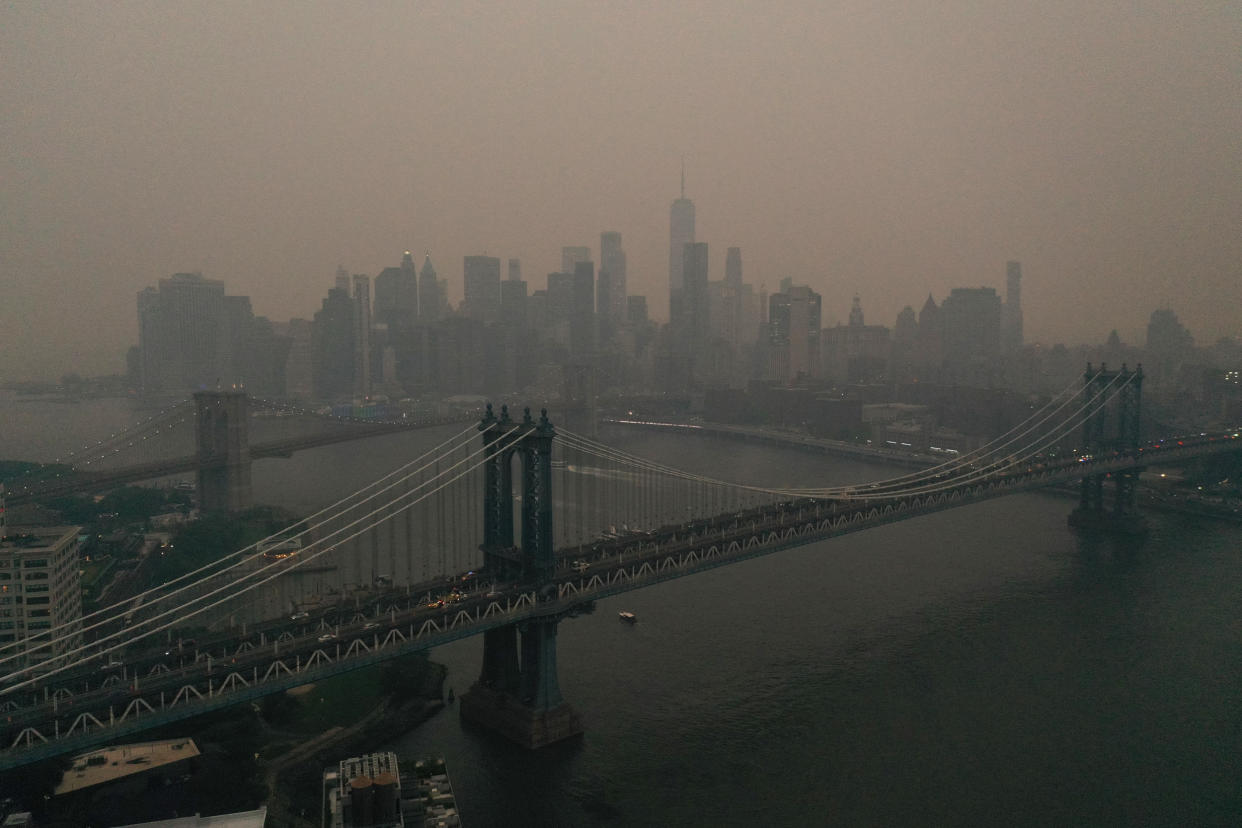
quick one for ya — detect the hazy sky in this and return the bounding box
[2,2,1239,380]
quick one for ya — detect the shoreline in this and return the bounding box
[262,662,448,828]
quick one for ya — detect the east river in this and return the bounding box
[3,392,1241,826]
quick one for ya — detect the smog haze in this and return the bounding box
[2,1,1239,380]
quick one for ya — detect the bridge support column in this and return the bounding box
[1068,364,1147,535]
[194,390,252,513]
[460,618,582,749]
[477,626,521,694]
[479,404,522,582]
[462,406,583,748]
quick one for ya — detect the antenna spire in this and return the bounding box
[680,156,685,199]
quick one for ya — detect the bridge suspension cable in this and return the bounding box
[3,399,195,497]
[0,421,481,673]
[793,368,1133,497]
[0,421,528,691]
[813,369,1141,500]
[122,421,521,655]
[555,429,789,504]
[784,368,1101,495]
[558,368,1137,504]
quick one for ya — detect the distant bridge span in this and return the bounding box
[4,408,476,506]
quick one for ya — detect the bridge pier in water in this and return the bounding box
[1068,363,1147,534]
[459,405,584,748]
[193,390,252,513]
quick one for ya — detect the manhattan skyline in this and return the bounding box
[2,2,1239,381]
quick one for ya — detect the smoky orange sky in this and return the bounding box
[2,1,1239,381]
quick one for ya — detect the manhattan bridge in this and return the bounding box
[1,365,1239,770]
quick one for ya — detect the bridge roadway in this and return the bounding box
[1,431,1238,769]
[2,415,476,506]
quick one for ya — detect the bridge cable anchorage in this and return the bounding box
[0,423,517,691]
[0,421,485,681]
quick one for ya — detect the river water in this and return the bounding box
[3,393,1240,826]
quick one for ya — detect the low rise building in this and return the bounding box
[323,753,461,828]
[0,512,83,672]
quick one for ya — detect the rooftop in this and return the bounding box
[1,526,80,551]
[113,807,268,828]
[55,738,201,795]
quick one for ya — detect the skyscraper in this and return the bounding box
[500,277,527,328]
[418,254,442,323]
[725,247,742,289]
[768,283,822,383]
[135,272,227,393]
[570,260,596,357]
[561,246,591,275]
[463,255,501,322]
[669,169,696,322]
[402,250,419,321]
[600,231,627,324]
[940,287,1002,384]
[311,286,355,400]
[1002,261,1023,353]
[374,251,418,331]
[682,242,710,382]
[508,258,521,282]
[352,274,372,399]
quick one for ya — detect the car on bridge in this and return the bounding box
[317,633,336,643]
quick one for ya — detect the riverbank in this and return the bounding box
[260,659,448,828]
[24,656,447,827]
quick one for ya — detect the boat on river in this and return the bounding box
[619,611,637,624]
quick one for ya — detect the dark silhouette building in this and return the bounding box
[570,261,596,358]
[463,255,501,322]
[669,169,696,323]
[373,251,418,331]
[311,286,356,400]
[940,287,1002,385]
[1002,260,1023,354]
[418,254,443,323]
[600,231,626,325]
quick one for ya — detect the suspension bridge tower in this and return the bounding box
[1068,363,1146,534]
[193,390,252,513]
[459,405,583,748]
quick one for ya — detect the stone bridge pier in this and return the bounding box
[194,390,252,513]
